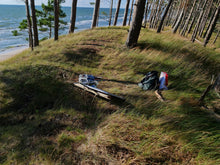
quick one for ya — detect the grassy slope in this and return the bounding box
[0,27,219,164]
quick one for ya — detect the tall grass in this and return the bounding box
[0,27,219,164]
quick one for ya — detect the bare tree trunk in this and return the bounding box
[54,0,59,41]
[199,75,220,105]
[191,0,208,42]
[91,0,100,28]
[172,8,184,33]
[187,0,201,36]
[214,74,220,97]
[25,0,33,50]
[153,0,164,29]
[123,0,130,26]
[148,0,157,28]
[150,0,160,28]
[203,0,219,38]
[69,0,78,33]
[30,0,39,47]
[128,0,135,25]
[172,0,183,28]
[147,1,154,23]
[204,4,220,46]
[181,0,197,36]
[114,0,122,26]
[213,29,220,44]
[165,0,174,26]
[157,0,173,33]
[109,0,114,26]
[198,0,213,37]
[126,0,147,48]
[143,2,149,28]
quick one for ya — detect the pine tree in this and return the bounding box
[69,0,78,33]
[126,0,147,48]
[123,0,130,26]
[25,0,33,50]
[157,0,173,33]
[114,0,122,25]
[36,0,66,38]
[109,0,114,26]
[54,0,59,41]
[91,0,100,28]
[204,3,220,46]
[30,0,39,46]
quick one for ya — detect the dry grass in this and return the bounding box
[0,27,219,164]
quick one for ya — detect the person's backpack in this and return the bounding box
[138,71,159,90]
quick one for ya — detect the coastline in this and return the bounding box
[0,46,28,62]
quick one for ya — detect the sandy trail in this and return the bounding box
[0,47,28,62]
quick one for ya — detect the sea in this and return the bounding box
[0,5,126,54]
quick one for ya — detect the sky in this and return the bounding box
[0,0,127,8]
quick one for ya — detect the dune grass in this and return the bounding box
[0,27,219,164]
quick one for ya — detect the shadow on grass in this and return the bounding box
[138,39,220,75]
[159,99,220,161]
[101,78,137,85]
[0,64,115,164]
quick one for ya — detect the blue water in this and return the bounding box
[0,5,126,54]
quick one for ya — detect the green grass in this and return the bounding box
[0,26,219,164]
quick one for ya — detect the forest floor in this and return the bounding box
[0,27,219,164]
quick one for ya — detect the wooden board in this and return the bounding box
[73,83,125,101]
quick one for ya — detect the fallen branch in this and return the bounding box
[73,83,125,102]
[155,90,165,102]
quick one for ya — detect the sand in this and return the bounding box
[0,46,28,62]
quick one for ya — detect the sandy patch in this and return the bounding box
[0,46,28,62]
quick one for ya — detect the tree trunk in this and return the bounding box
[204,4,220,46]
[128,0,135,25]
[172,8,184,33]
[30,0,39,47]
[172,0,183,28]
[123,0,130,26]
[213,29,220,44]
[143,2,149,28]
[49,25,52,39]
[165,0,174,26]
[54,0,59,41]
[203,1,218,38]
[187,0,201,35]
[91,0,100,28]
[150,0,160,28]
[214,74,220,97]
[114,0,122,26]
[181,0,197,36]
[157,0,173,33]
[25,0,33,50]
[153,0,164,29]
[191,0,208,42]
[148,0,157,28]
[126,0,147,48]
[198,0,213,37]
[109,0,114,26]
[69,0,78,33]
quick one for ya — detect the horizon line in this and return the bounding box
[0,4,125,9]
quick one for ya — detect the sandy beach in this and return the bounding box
[0,46,28,62]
